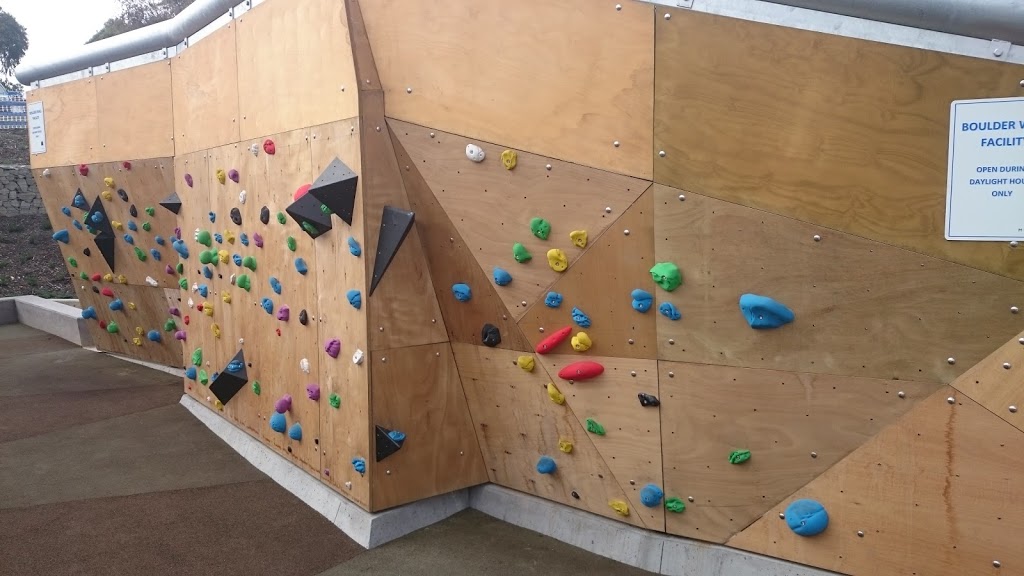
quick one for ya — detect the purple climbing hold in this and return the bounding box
[253,233,264,248]
[175,330,187,341]
[325,338,341,358]
[276,305,290,321]
[306,384,320,401]
[169,307,180,317]
[228,169,239,183]
[184,173,193,188]
[165,264,175,275]
[275,394,292,414]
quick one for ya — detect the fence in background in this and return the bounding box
[0,92,27,130]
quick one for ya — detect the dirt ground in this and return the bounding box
[0,129,29,165]
[0,214,76,299]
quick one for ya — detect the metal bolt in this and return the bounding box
[1010,405,1018,413]
[947,396,956,404]
[502,314,507,320]
[669,339,675,344]
[1012,306,1019,314]
[664,13,671,20]
[406,87,412,93]
[375,126,381,132]
[678,194,685,201]
[629,479,635,485]
[995,47,1004,57]
[429,132,435,138]
[857,530,864,537]
[613,141,620,147]
[379,326,384,332]
[659,150,666,157]
[539,327,545,333]
[994,560,1001,568]
[624,229,630,235]
[778,512,785,519]
[898,391,906,398]
[1012,241,1020,247]
[947,357,956,365]
[1020,80,1024,88]
[1020,338,1024,345]
[605,206,612,213]
[616,3,622,9]
[810,451,817,458]
[386,470,391,475]
[545,164,552,170]
[436,352,440,357]
[628,338,635,344]
[668,371,675,378]
[432,318,437,323]
[381,357,387,363]
[460,451,464,455]
[1004,362,1012,369]
[522,301,528,307]
[630,370,636,376]
[813,235,821,242]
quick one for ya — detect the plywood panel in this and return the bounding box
[453,343,646,529]
[369,343,488,511]
[26,78,98,169]
[95,61,174,162]
[360,0,654,179]
[950,330,1024,433]
[661,361,940,543]
[654,7,1024,280]
[653,184,1024,383]
[518,187,656,358]
[728,389,1024,576]
[76,283,184,367]
[390,119,650,321]
[536,354,664,531]
[236,0,359,140]
[343,0,381,92]
[393,131,531,350]
[170,22,241,155]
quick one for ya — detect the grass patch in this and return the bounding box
[25,276,38,287]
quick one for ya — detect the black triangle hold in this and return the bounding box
[374,424,404,462]
[369,205,415,296]
[94,233,116,272]
[159,191,182,215]
[210,349,249,406]
[307,157,358,226]
[71,188,89,211]
[285,192,333,239]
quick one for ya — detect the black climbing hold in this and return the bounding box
[374,424,404,462]
[260,206,270,225]
[83,247,91,257]
[299,309,308,325]
[369,205,415,296]
[117,189,129,202]
[285,192,333,239]
[571,491,580,500]
[94,233,117,272]
[481,323,501,347]
[85,197,117,272]
[129,204,138,218]
[92,285,100,294]
[638,393,660,407]
[307,156,358,226]
[230,207,242,226]
[159,191,182,214]
[210,348,249,406]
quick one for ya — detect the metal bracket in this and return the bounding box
[676,0,694,8]
[991,38,1012,58]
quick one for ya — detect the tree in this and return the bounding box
[0,8,28,90]
[89,0,196,43]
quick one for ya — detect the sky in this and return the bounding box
[2,0,121,85]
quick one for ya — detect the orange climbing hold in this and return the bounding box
[535,326,572,354]
[557,361,604,381]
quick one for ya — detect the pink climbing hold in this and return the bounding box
[101,287,115,298]
[325,338,341,358]
[165,264,175,275]
[253,233,264,248]
[263,139,276,155]
[306,384,320,401]
[175,330,187,341]
[78,164,89,176]
[323,468,330,477]
[276,305,290,321]
[91,273,102,282]
[275,394,292,414]
[122,161,132,171]
[228,169,239,183]
[169,307,181,317]
[184,174,193,187]
[174,227,182,239]
[293,183,312,201]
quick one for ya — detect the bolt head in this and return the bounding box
[616,3,622,9]
[947,357,956,365]
[1004,362,1012,369]
[995,48,1004,56]
[898,391,906,398]
[857,530,865,537]
[1011,240,1020,247]
[429,132,435,138]
[1010,405,1018,413]
[1012,306,1020,314]
[539,327,545,333]
[664,13,671,20]
[605,206,612,213]
[628,338,635,344]
[613,140,620,147]
[813,234,821,242]
[668,371,675,377]
[659,150,666,157]
[624,229,630,235]
[994,560,1002,568]
[779,512,785,519]
[947,396,956,404]
[406,87,412,93]
[810,451,817,458]
[545,164,552,170]
[678,194,685,201]
[630,370,636,376]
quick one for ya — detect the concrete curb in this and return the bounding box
[0,297,16,325]
[8,295,92,346]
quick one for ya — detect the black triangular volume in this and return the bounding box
[210,349,249,405]
[285,192,333,239]
[71,188,89,211]
[94,233,116,272]
[374,424,403,462]
[159,191,182,215]
[85,196,115,238]
[369,205,415,296]
[307,157,358,226]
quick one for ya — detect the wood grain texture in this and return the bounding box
[660,360,940,543]
[518,187,656,358]
[369,343,488,511]
[170,23,241,155]
[235,0,358,141]
[653,184,1024,383]
[536,354,664,531]
[26,79,99,169]
[359,0,654,179]
[452,343,646,528]
[950,329,1024,434]
[393,128,531,350]
[95,62,174,162]
[390,119,650,321]
[653,7,1024,280]
[728,389,1024,576]
[76,283,183,366]
[344,0,381,92]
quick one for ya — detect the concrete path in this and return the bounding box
[0,324,653,576]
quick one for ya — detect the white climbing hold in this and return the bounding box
[353,348,365,365]
[42,168,51,177]
[300,358,311,374]
[230,274,237,285]
[239,190,247,204]
[238,338,245,345]
[194,228,201,240]
[187,298,195,308]
[191,283,199,293]
[344,481,352,489]
[466,144,486,163]
[250,143,260,156]
[145,276,158,287]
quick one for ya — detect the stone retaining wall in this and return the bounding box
[0,165,44,216]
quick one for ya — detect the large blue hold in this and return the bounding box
[352,457,366,475]
[109,299,124,311]
[123,234,134,245]
[172,239,189,259]
[61,206,71,217]
[631,289,654,313]
[640,484,664,507]
[73,194,88,209]
[185,366,197,380]
[346,289,362,310]
[452,283,472,302]
[261,297,274,314]
[226,359,243,373]
[493,267,513,286]
[270,412,287,433]
[288,423,303,441]
[150,249,161,261]
[348,236,362,257]
[52,229,69,244]
[536,456,557,475]
[90,212,104,224]
[571,306,591,328]
[784,499,829,536]
[127,221,137,232]
[544,292,563,308]
[295,258,308,275]
[659,301,682,321]
[388,430,406,445]
[147,330,161,342]
[81,306,97,320]
[739,293,794,329]
[203,266,213,279]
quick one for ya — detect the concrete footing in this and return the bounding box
[1,295,91,346]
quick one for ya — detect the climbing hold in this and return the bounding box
[609,500,629,517]
[571,331,592,352]
[73,191,88,209]
[263,139,276,155]
[163,318,176,332]
[228,169,239,183]
[571,307,591,328]
[253,233,263,248]
[175,330,187,341]
[452,283,472,302]
[369,206,415,295]
[196,230,212,247]
[558,439,573,453]
[269,413,287,433]
[103,273,114,283]
[293,183,312,201]
[101,190,113,202]
[214,233,223,244]
[586,418,606,435]
[481,324,502,347]
[79,272,88,280]
[288,423,302,441]
[200,251,215,265]
[500,149,517,169]
[242,255,257,271]
[202,302,214,317]
[546,249,568,272]
[124,234,135,245]
[182,366,198,381]
[346,289,361,310]
[294,258,308,275]
[144,276,158,287]
[73,220,82,231]
[729,449,752,464]
[569,230,588,249]
[225,230,235,244]
[739,294,794,329]
[68,257,78,268]
[276,305,290,321]
[631,289,654,313]
[133,247,147,261]
[306,384,320,401]
[535,326,572,354]
[665,497,686,513]
[202,266,213,279]
[284,237,296,254]
[558,361,605,381]
[215,169,226,185]
[536,456,557,474]
[325,339,341,358]
[512,242,532,263]
[640,484,664,508]
[275,394,292,414]
[239,233,248,246]
[546,382,565,405]
[208,211,217,224]
[270,277,282,295]
[211,324,222,338]
[221,291,231,304]
[352,349,365,365]
[109,299,124,311]
[117,275,127,285]
[252,381,261,395]
[142,222,153,233]
[300,358,310,374]
[530,217,551,240]
[232,254,242,266]
[352,457,366,475]
[236,275,251,291]
[544,292,563,308]
[347,236,361,257]
[105,178,116,189]
[298,309,308,325]
[650,262,683,292]
[61,206,71,217]
[148,248,162,261]
[183,173,193,187]
[172,239,189,259]
[101,287,115,298]
[192,348,203,366]
[52,229,70,243]
[260,297,274,314]
[257,206,270,226]
[277,212,287,225]
[127,221,138,232]
[329,393,341,408]
[106,321,120,334]
[465,144,486,162]
[516,355,535,372]
[493,267,512,286]
[117,189,128,202]
[784,499,829,536]
[81,306,97,320]
[112,220,125,232]
[638,393,660,407]
[658,302,682,321]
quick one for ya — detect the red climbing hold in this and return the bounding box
[78,164,89,176]
[535,326,573,355]
[557,361,605,381]
[276,328,282,336]
[99,320,107,330]
[263,139,276,155]
[122,161,132,171]
[184,315,190,325]
[197,303,204,312]
[101,287,115,298]
[91,273,102,282]
[293,183,312,201]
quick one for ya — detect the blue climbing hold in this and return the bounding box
[784,499,829,536]
[211,372,219,382]
[232,254,242,266]
[240,233,249,246]
[155,235,165,246]
[226,359,243,373]
[172,239,189,259]
[387,430,406,445]
[493,267,513,286]
[61,206,71,217]
[261,297,274,314]
[352,457,366,475]
[452,283,472,302]
[52,229,70,244]
[270,412,287,433]
[659,302,682,321]
[208,211,216,223]
[571,306,591,328]
[203,266,213,279]
[198,284,209,297]
[123,234,134,245]
[81,306,97,320]
[90,212,104,224]
[270,277,282,295]
[214,233,223,244]
[631,289,654,313]
[346,289,362,310]
[127,221,138,231]
[640,484,664,507]
[73,220,82,231]
[545,292,563,308]
[109,299,124,311]
[147,330,161,342]
[536,456,557,475]
[73,194,88,209]
[739,293,794,329]
[288,423,303,441]
[295,258,308,275]
[185,366,197,380]
[348,236,362,257]
[150,249,161,261]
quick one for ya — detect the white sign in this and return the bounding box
[946,97,1024,241]
[27,101,45,155]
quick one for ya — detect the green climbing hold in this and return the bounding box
[164,318,176,332]
[68,257,78,268]
[178,278,188,289]
[145,206,155,216]
[199,369,208,385]
[242,255,257,271]
[236,274,251,292]
[650,262,682,292]
[191,348,203,366]
[199,250,215,265]
[142,221,151,232]
[176,262,184,274]
[585,417,606,436]
[106,321,119,334]
[197,230,212,247]
[530,217,551,240]
[287,236,296,252]
[728,449,751,464]
[512,242,532,263]
[665,497,686,513]
[320,204,332,215]
[277,212,286,224]
[329,393,341,408]
[252,381,261,395]
[79,272,88,280]
[134,247,147,261]
[302,221,318,236]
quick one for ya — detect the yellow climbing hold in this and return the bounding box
[111,220,124,231]
[214,399,224,411]
[216,169,227,184]
[132,337,143,346]
[569,230,588,249]
[135,326,144,335]
[104,177,115,188]
[609,499,630,517]
[500,149,517,170]
[225,230,236,244]
[203,302,214,317]
[101,190,113,201]
[212,323,222,338]
[103,273,113,282]
[571,331,592,352]
[128,302,137,310]
[547,382,565,405]
[117,275,127,284]
[221,291,232,304]
[558,439,573,453]
[516,355,535,372]
[547,248,568,272]
[217,249,229,263]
